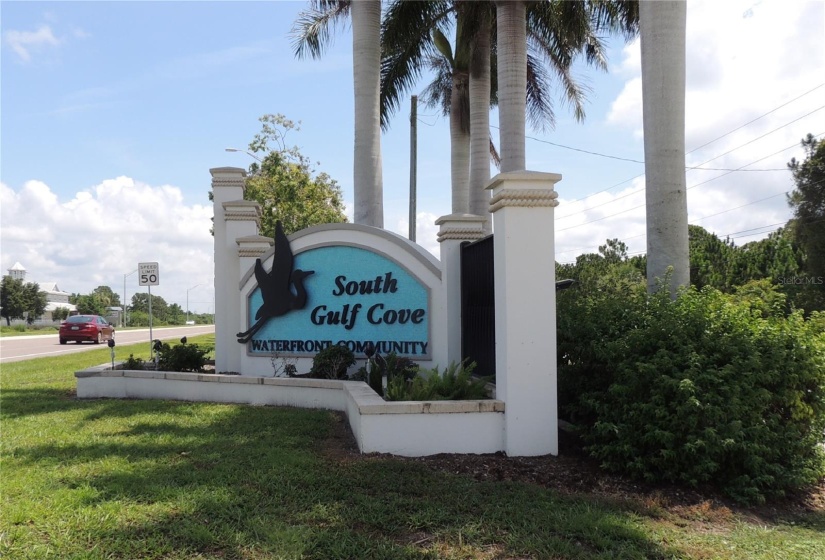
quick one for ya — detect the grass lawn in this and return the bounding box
[0,325,209,337]
[0,326,60,337]
[2,337,823,559]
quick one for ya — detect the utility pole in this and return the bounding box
[409,95,418,242]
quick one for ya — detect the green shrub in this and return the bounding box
[309,344,355,380]
[123,354,145,370]
[384,361,490,402]
[561,284,825,504]
[352,352,419,395]
[556,268,647,424]
[156,342,212,373]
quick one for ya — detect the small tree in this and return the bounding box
[91,285,121,307]
[788,134,825,292]
[130,293,168,320]
[1,276,27,326]
[24,283,47,323]
[243,114,348,237]
[71,294,107,316]
[0,276,47,325]
[52,306,71,322]
[168,303,183,325]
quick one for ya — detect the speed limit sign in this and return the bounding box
[138,262,160,286]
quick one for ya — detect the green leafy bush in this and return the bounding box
[156,342,213,373]
[309,344,355,379]
[384,361,490,402]
[560,284,825,504]
[123,354,145,370]
[352,352,419,395]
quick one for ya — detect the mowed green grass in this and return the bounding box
[2,337,823,559]
[0,326,59,337]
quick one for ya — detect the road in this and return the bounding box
[0,325,216,364]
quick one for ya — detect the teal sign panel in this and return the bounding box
[246,245,430,358]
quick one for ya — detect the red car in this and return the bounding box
[59,315,115,345]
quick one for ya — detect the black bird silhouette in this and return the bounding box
[180,336,187,344]
[237,222,314,343]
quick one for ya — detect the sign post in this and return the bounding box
[138,262,160,358]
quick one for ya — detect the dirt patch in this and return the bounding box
[318,411,825,522]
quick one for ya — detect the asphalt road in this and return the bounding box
[0,325,216,364]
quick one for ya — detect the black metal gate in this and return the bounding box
[460,235,495,380]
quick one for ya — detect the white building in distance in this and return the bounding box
[5,262,76,323]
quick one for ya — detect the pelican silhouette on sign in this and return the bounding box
[237,222,314,344]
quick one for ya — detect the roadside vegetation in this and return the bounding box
[0,324,60,336]
[2,336,823,559]
[555,137,825,505]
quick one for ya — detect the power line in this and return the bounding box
[685,83,825,154]
[560,174,643,206]
[692,190,790,222]
[556,185,644,220]
[687,105,825,169]
[545,86,824,206]
[556,135,822,226]
[523,132,644,164]
[685,135,822,191]
[556,164,788,220]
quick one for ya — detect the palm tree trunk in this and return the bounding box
[641,0,689,294]
[451,70,470,213]
[352,0,384,228]
[496,0,527,173]
[469,11,492,228]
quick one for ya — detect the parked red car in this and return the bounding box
[59,315,115,345]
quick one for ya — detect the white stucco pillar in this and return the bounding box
[222,201,261,374]
[211,167,246,373]
[235,234,273,375]
[237,235,274,280]
[435,214,488,367]
[486,170,561,456]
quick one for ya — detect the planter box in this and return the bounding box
[76,364,505,457]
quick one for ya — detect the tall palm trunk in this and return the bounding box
[640,0,689,294]
[469,11,492,227]
[450,69,470,213]
[496,0,527,173]
[352,0,384,227]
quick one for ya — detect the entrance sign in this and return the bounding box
[138,262,159,286]
[244,245,430,358]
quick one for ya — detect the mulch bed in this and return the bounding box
[319,411,825,522]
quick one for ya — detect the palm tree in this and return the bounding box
[293,0,384,228]
[427,24,472,213]
[381,1,637,219]
[468,7,492,225]
[494,0,640,172]
[639,0,689,294]
[496,0,527,173]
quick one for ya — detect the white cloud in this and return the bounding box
[393,212,441,260]
[0,178,216,313]
[3,24,60,63]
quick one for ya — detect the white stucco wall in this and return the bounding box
[75,367,505,457]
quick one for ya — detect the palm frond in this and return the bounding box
[420,54,452,117]
[380,0,453,129]
[290,1,351,60]
[525,52,556,131]
[588,0,640,39]
[489,133,501,168]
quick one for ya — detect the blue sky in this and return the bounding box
[2,0,824,314]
